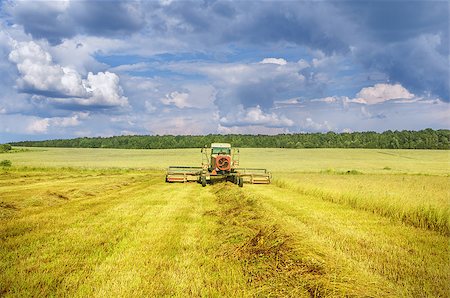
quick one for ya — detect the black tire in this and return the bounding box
[238,177,243,187]
[201,176,207,187]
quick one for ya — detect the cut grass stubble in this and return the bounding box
[1,146,449,297]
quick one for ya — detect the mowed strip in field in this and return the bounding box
[1,160,449,296]
[1,169,247,296]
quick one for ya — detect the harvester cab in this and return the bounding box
[166,143,271,187]
[203,143,233,174]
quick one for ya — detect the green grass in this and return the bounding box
[1,147,449,297]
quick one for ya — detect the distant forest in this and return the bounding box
[9,129,450,149]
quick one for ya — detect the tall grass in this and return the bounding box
[245,183,449,297]
[210,184,402,297]
[273,175,449,235]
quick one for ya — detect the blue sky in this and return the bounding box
[0,0,448,142]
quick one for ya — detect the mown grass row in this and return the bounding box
[1,169,250,297]
[209,183,402,297]
[2,166,448,297]
[273,177,449,235]
[245,183,449,297]
[209,183,324,297]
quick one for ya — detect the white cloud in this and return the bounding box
[311,53,340,69]
[8,40,128,108]
[220,105,294,127]
[311,96,337,103]
[144,114,215,135]
[145,100,157,112]
[24,112,88,134]
[354,83,414,105]
[260,57,287,65]
[51,39,106,75]
[27,118,49,133]
[297,59,310,69]
[299,84,418,107]
[160,91,191,108]
[217,124,289,135]
[52,116,80,127]
[360,106,371,118]
[51,112,88,127]
[74,130,92,137]
[302,117,332,131]
[110,62,150,73]
[9,40,87,97]
[83,72,128,107]
[167,61,305,91]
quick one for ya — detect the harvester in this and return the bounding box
[165,143,271,187]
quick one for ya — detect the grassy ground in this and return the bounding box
[4,147,450,174]
[274,173,449,235]
[1,148,449,297]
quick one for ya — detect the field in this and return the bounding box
[1,148,449,297]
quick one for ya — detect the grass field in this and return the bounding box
[5,147,450,174]
[1,147,449,297]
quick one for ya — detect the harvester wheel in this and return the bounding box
[238,177,243,187]
[201,176,207,187]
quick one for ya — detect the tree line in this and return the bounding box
[8,129,449,149]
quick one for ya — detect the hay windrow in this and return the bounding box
[211,183,336,297]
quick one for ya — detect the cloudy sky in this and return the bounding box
[0,0,448,142]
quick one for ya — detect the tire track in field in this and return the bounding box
[244,183,449,297]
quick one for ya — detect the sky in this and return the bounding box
[0,0,449,142]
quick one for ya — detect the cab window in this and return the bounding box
[212,148,230,155]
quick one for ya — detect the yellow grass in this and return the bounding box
[273,173,450,235]
[1,147,449,296]
[5,147,450,174]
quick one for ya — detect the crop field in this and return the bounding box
[1,148,449,297]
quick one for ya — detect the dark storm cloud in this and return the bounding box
[215,69,304,114]
[165,1,448,101]
[232,2,352,55]
[69,1,145,37]
[147,1,354,55]
[337,1,449,101]
[2,0,449,140]
[356,34,449,102]
[6,0,447,102]
[235,82,278,110]
[4,1,146,44]
[4,2,76,44]
[337,0,448,44]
